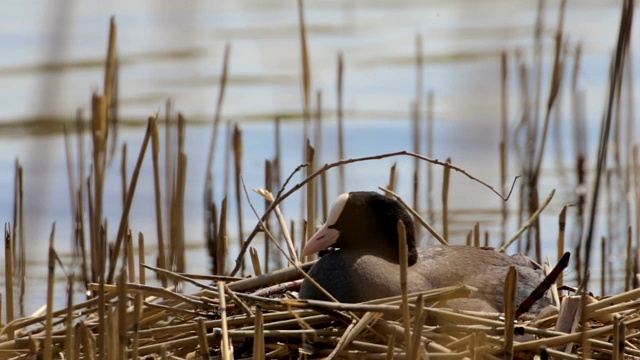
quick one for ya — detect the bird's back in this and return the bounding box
[413,245,551,312]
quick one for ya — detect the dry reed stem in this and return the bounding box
[116,271,127,360]
[43,224,56,360]
[473,222,480,247]
[204,43,231,186]
[601,236,607,296]
[336,52,345,194]
[250,247,262,276]
[90,93,106,285]
[397,220,411,350]
[298,0,311,159]
[253,306,265,360]
[327,312,382,359]
[196,319,210,360]
[131,292,142,360]
[223,283,252,316]
[557,204,572,289]
[263,159,272,272]
[532,0,565,180]
[121,143,128,206]
[379,187,447,245]
[321,170,328,222]
[253,188,299,265]
[531,0,545,148]
[219,281,231,360]
[150,117,166,286]
[126,231,135,283]
[387,163,397,194]
[314,89,323,169]
[412,100,421,222]
[426,91,435,226]
[413,34,424,234]
[4,225,14,340]
[502,267,516,359]
[626,226,632,291]
[408,295,425,360]
[64,275,74,360]
[217,197,228,275]
[555,296,580,354]
[386,330,396,360]
[232,123,245,276]
[107,117,154,283]
[442,158,451,242]
[305,139,316,262]
[137,233,146,284]
[103,17,116,140]
[227,261,314,293]
[164,101,174,271]
[500,51,509,247]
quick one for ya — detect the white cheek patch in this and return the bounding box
[326,192,349,226]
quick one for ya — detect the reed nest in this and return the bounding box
[1,259,640,359]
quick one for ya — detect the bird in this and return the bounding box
[298,191,553,314]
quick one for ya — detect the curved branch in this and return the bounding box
[230,150,520,276]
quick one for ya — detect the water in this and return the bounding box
[0,0,636,316]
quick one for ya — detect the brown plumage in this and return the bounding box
[299,191,552,314]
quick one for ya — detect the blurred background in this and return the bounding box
[0,0,637,316]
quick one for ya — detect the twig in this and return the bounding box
[498,188,555,252]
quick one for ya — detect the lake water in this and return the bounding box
[0,0,637,316]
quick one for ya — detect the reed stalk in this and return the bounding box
[500,51,509,247]
[233,124,245,275]
[138,232,146,284]
[253,306,265,360]
[336,53,345,194]
[387,163,397,194]
[305,139,316,262]
[442,158,451,242]
[426,91,435,226]
[43,224,56,360]
[250,247,262,276]
[197,319,210,360]
[397,220,411,349]
[502,267,516,359]
[107,117,154,283]
[264,159,272,272]
[4,226,14,341]
[298,0,311,161]
[150,116,166,286]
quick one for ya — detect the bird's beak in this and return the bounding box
[301,224,340,256]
